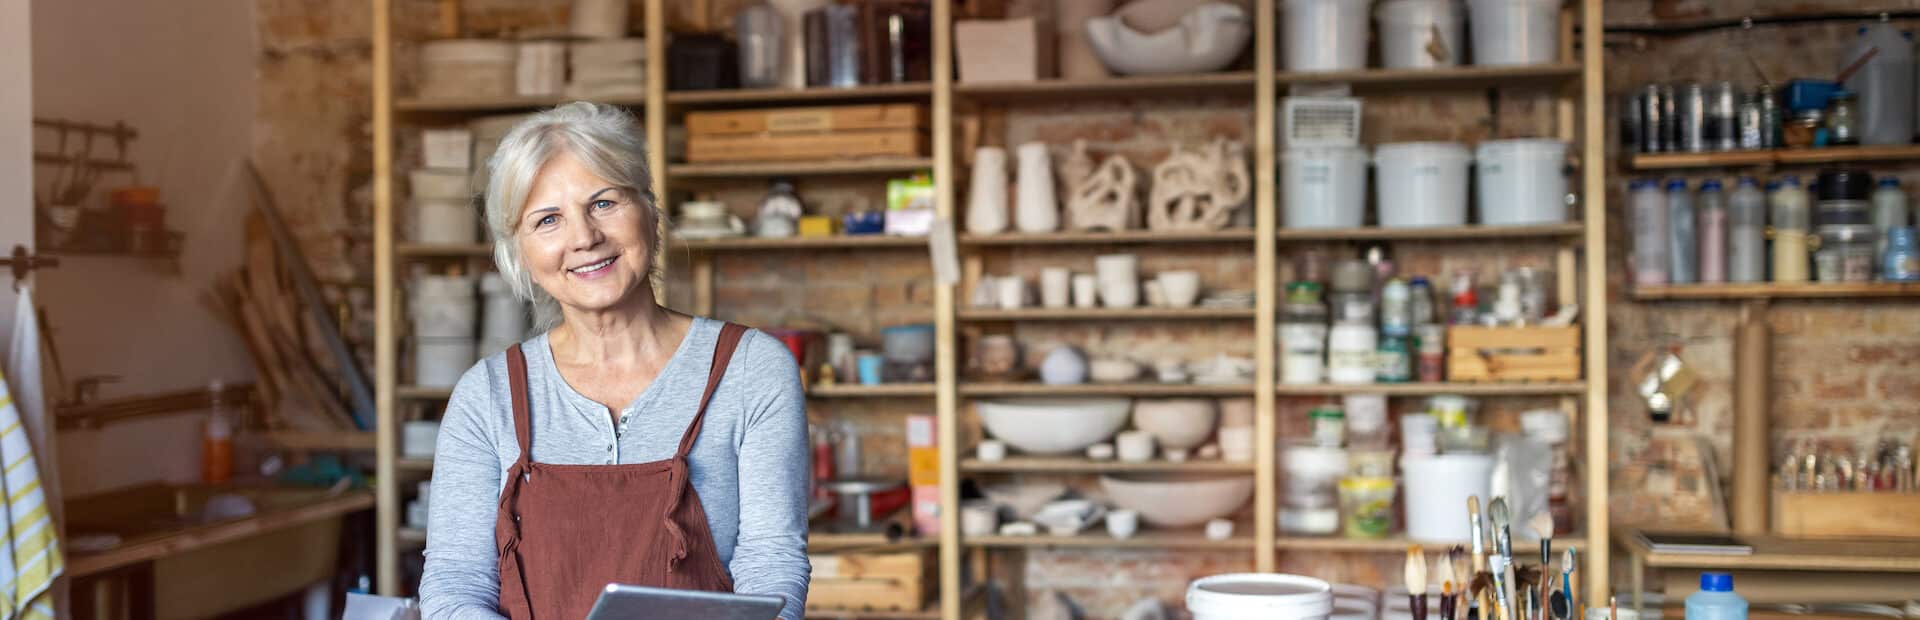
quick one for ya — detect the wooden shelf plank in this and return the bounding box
[397,93,645,113]
[808,383,936,398]
[806,604,942,620]
[1276,63,1582,92]
[961,456,1254,474]
[1620,530,1920,572]
[396,385,452,400]
[961,229,1256,246]
[672,235,928,251]
[1276,533,1587,553]
[266,431,376,451]
[67,489,376,578]
[669,157,933,178]
[396,242,490,258]
[958,307,1255,321]
[961,382,1253,397]
[1630,145,1920,170]
[396,458,433,471]
[1276,223,1584,242]
[1275,381,1587,396]
[666,82,930,107]
[965,527,1254,550]
[1632,282,1920,300]
[955,72,1255,100]
[808,531,939,550]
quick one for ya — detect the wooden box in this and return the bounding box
[685,130,927,162]
[685,104,928,137]
[1773,491,1920,539]
[955,17,1054,82]
[1446,325,1581,382]
[806,549,935,613]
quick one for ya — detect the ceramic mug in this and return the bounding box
[960,500,1000,537]
[856,352,885,385]
[1039,267,1072,308]
[1157,270,1202,308]
[1115,430,1155,462]
[1094,254,1139,308]
[1143,280,1167,308]
[1106,509,1140,539]
[996,276,1027,310]
[1071,274,1100,309]
[976,439,1008,462]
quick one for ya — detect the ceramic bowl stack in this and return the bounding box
[412,126,477,245]
[412,274,479,388]
[567,39,648,99]
[419,39,516,99]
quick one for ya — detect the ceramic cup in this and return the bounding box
[1039,267,1072,308]
[1154,359,1189,383]
[1205,518,1236,540]
[976,439,1008,462]
[1165,448,1190,463]
[960,500,1000,537]
[1094,254,1140,308]
[1106,509,1140,539]
[1157,270,1202,308]
[1218,426,1255,462]
[1143,280,1167,307]
[1115,430,1155,462]
[996,276,1027,310]
[856,351,885,386]
[1071,273,1100,309]
[1086,443,1115,460]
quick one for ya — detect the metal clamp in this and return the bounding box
[0,245,58,290]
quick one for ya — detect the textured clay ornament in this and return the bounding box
[1148,138,1250,231]
[1068,155,1141,231]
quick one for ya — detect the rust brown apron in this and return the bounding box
[495,322,747,619]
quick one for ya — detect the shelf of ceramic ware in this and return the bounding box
[960,229,1257,246]
[808,383,936,398]
[965,526,1255,550]
[396,242,491,258]
[396,93,648,114]
[1272,63,1582,93]
[396,457,434,472]
[667,157,935,178]
[672,235,929,251]
[1273,533,1587,553]
[396,385,453,400]
[809,531,940,551]
[959,382,1253,397]
[1274,381,1588,397]
[1631,282,1920,301]
[961,456,1254,474]
[665,82,932,108]
[1628,145,1920,170]
[1275,223,1585,242]
[957,307,1255,321]
[954,71,1256,102]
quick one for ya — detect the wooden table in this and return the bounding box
[1618,529,1920,611]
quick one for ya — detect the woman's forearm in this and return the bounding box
[729,333,813,620]
[420,366,509,619]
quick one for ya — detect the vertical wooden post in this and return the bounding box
[1732,300,1771,535]
[933,0,963,617]
[646,0,670,304]
[371,0,399,597]
[1579,0,1612,603]
[1252,0,1279,574]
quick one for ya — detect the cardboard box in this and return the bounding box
[955,18,1054,83]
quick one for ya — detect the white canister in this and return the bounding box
[1278,322,1329,385]
[967,146,1011,234]
[479,273,528,346]
[1399,453,1495,542]
[1475,139,1569,225]
[1341,394,1388,438]
[1039,267,1072,308]
[415,199,478,244]
[1282,147,1368,229]
[1014,142,1059,233]
[1400,412,1438,455]
[1374,142,1471,228]
[1376,0,1464,69]
[1282,0,1372,72]
[1188,573,1334,620]
[996,276,1027,310]
[415,337,477,388]
[1094,254,1140,308]
[403,420,441,459]
[1072,273,1101,309]
[1326,323,1378,384]
[1468,0,1561,66]
[412,275,478,339]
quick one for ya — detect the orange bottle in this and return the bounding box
[202,380,233,484]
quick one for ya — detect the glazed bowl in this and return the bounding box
[1100,473,1254,527]
[1132,398,1218,450]
[977,397,1132,455]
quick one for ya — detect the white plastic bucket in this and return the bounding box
[415,199,479,244]
[1374,142,1471,228]
[1284,0,1372,72]
[1331,599,1375,620]
[415,338,477,387]
[1399,453,1494,542]
[412,275,477,339]
[1283,147,1369,228]
[479,273,528,346]
[1468,0,1560,66]
[1475,139,1569,225]
[1376,0,1464,68]
[1188,573,1334,620]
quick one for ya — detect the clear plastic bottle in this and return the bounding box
[1667,179,1699,284]
[1842,18,1915,146]
[1449,270,1479,324]
[1684,572,1748,620]
[1728,177,1768,282]
[1380,278,1411,337]
[1872,177,1909,265]
[1698,180,1728,283]
[1772,176,1812,282]
[1631,179,1670,285]
[203,380,233,484]
[1408,277,1436,326]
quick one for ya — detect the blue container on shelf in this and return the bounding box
[843,210,886,235]
[1782,79,1838,114]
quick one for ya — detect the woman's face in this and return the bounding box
[516,150,654,318]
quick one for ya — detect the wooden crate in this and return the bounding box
[1446,325,1581,382]
[685,104,928,136]
[1773,491,1920,539]
[686,129,927,163]
[806,549,934,613]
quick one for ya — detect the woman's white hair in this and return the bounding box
[482,102,662,331]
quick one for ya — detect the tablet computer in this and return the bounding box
[584,583,784,620]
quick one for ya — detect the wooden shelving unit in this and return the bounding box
[955,71,1256,100]
[1274,381,1588,397]
[962,229,1256,245]
[961,382,1254,397]
[808,383,936,398]
[672,235,928,251]
[1276,223,1585,241]
[394,385,451,400]
[396,93,646,113]
[960,456,1255,474]
[964,527,1255,550]
[1274,534,1587,553]
[668,157,934,178]
[956,307,1256,321]
[1632,281,1920,300]
[1629,144,1920,170]
[395,242,489,258]
[1274,63,1581,92]
[666,82,931,107]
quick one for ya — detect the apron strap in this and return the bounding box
[663,321,748,570]
[502,344,537,617]
[507,344,535,467]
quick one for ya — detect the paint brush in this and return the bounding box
[1468,497,1490,620]
[1438,550,1457,620]
[1561,547,1577,619]
[1529,510,1554,619]
[1489,498,1515,620]
[1407,545,1430,620]
[1450,546,1471,620]
[1610,595,1618,620]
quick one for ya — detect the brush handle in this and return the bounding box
[1413,596,1428,620]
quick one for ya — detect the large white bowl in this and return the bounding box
[978,398,1133,455]
[1101,473,1254,527]
[1085,2,1252,76]
[1132,398,1218,450]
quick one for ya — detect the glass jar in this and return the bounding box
[1279,282,1330,385]
[1885,227,1920,281]
[1815,224,1877,282]
[1338,476,1396,539]
[1825,90,1860,146]
[1309,405,1346,447]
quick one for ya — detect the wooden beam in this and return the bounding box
[932,0,961,617]
[1253,0,1278,575]
[370,0,399,597]
[1579,0,1612,603]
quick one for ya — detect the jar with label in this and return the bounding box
[1408,277,1436,325]
[1280,282,1330,385]
[1375,334,1412,383]
[1825,90,1860,145]
[1338,476,1396,539]
[1815,224,1877,282]
[1885,227,1920,281]
[1429,395,1473,432]
[1414,324,1446,382]
[1449,270,1480,324]
[1327,323,1377,385]
[1380,278,1411,336]
[1772,176,1812,282]
[1309,406,1346,447]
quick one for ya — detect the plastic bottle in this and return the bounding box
[1872,177,1909,264]
[1698,180,1728,283]
[1684,572,1748,620]
[1772,176,1812,282]
[1280,282,1330,385]
[1667,179,1698,284]
[1380,278,1411,337]
[1729,177,1767,282]
[203,380,234,484]
[1841,18,1915,146]
[1885,227,1920,281]
[1449,270,1479,324]
[1408,277,1436,326]
[1631,179,1670,285]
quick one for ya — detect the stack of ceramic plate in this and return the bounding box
[567,39,646,98]
[419,39,515,99]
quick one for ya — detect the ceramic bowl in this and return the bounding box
[977,397,1132,455]
[1131,398,1218,450]
[980,482,1068,521]
[1099,473,1254,527]
[1089,357,1142,383]
[1085,2,1252,75]
[881,323,936,363]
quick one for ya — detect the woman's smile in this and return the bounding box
[568,255,619,278]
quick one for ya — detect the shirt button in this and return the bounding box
[606,445,614,452]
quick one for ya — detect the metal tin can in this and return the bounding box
[1756,83,1781,148]
[1414,324,1446,382]
[1738,92,1765,150]
[1660,83,1679,150]
[1710,81,1738,151]
[1621,93,1644,153]
[1640,83,1666,153]
[1679,82,1707,152]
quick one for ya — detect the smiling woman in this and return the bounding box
[419,102,811,620]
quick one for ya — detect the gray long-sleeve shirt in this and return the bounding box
[419,317,811,619]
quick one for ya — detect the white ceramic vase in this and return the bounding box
[1014,142,1059,233]
[967,146,1011,234]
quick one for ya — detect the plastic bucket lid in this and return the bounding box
[1476,138,1568,157]
[1375,141,1472,161]
[1189,573,1334,620]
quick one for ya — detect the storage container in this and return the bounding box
[1374,142,1471,228]
[1814,224,1876,282]
[1473,139,1567,225]
[415,338,477,388]
[1283,147,1368,228]
[411,275,477,339]
[1188,573,1334,620]
[418,40,515,99]
[1467,0,1559,66]
[1283,0,1371,72]
[1376,0,1463,68]
[414,199,478,244]
[1400,453,1494,542]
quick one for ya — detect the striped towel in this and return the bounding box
[0,371,58,620]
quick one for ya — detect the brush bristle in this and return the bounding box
[1406,545,1428,595]
[1528,510,1555,538]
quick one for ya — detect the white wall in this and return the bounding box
[31,0,259,496]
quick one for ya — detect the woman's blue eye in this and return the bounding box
[593,199,616,210]
[537,214,558,227]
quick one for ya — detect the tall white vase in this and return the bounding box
[769,0,828,89]
[967,147,1010,234]
[1014,142,1059,233]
